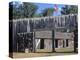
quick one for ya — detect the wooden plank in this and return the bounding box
[35,31,52,38]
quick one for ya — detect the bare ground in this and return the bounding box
[10,48,78,58]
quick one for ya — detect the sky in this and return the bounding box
[34,3,65,16]
[11,1,65,16]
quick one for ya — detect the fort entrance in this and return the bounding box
[9,14,77,53]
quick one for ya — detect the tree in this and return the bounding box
[13,3,22,19]
[9,2,38,19]
[69,5,78,14]
[61,5,78,15]
[41,8,54,16]
[22,2,38,18]
[33,13,43,17]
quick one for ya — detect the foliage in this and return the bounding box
[33,13,43,17]
[41,8,54,16]
[22,2,38,18]
[61,5,78,15]
[9,2,38,19]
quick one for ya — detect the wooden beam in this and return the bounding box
[52,30,56,52]
[33,32,36,53]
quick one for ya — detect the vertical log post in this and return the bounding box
[33,32,35,53]
[52,30,56,52]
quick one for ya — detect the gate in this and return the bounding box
[17,32,33,52]
[9,14,77,53]
[34,30,55,52]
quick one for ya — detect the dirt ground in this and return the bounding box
[10,48,78,58]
